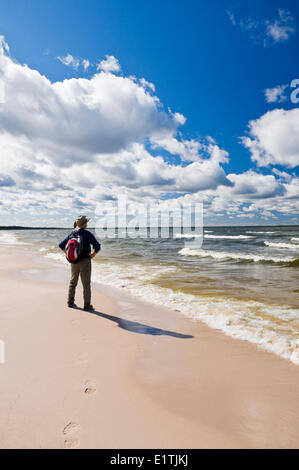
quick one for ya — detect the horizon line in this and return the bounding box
[0,224,299,230]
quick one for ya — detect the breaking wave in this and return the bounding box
[264,241,299,251]
[205,234,252,240]
[178,247,296,264]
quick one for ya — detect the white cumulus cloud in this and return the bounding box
[57,53,81,70]
[97,55,121,73]
[0,36,234,224]
[242,108,299,168]
[82,59,90,70]
[0,35,298,225]
[264,84,288,103]
[57,53,91,71]
[265,9,295,44]
[228,8,296,47]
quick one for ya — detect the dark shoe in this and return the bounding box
[84,304,94,311]
[68,303,77,308]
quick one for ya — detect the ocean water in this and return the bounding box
[1,226,299,365]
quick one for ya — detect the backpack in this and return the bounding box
[65,231,84,263]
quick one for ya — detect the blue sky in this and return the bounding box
[0,0,298,226]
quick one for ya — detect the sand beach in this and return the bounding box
[0,245,299,449]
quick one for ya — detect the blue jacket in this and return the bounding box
[59,229,101,259]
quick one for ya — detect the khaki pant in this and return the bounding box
[68,257,91,307]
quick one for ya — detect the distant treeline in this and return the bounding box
[0,225,297,231]
[0,226,72,230]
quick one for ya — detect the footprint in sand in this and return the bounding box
[81,333,89,342]
[64,438,80,449]
[63,421,81,449]
[77,352,88,364]
[84,379,97,395]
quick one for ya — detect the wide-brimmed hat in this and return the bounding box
[74,215,91,227]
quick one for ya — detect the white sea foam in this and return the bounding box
[0,232,29,245]
[175,233,202,239]
[204,234,252,240]
[90,261,299,366]
[39,248,299,365]
[264,241,299,251]
[178,247,295,263]
[45,252,68,264]
[291,237,299,242]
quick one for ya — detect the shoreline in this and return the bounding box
[0,247,299,448]
[1,227,299,366]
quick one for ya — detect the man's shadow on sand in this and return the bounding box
[79,308,193,339]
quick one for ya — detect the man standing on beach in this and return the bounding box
[58,216,101,311]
